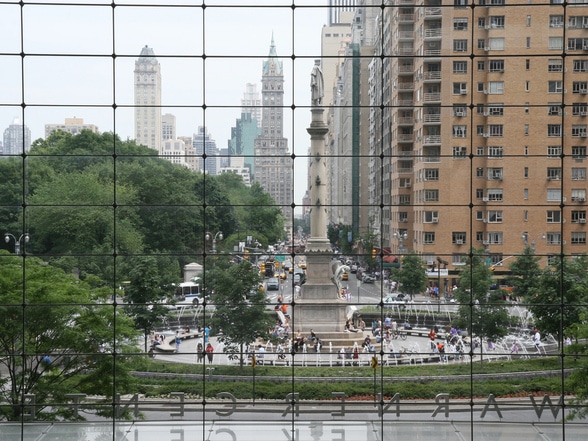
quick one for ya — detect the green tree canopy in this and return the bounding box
[454,248,510,348]
[507,245,542,301]
[0,252,139,421]
[390,252,427,299]
[207,259,274,366]
[527,255,588,341]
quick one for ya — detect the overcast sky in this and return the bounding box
[0,0,331,204]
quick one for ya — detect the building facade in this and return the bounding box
[134,45,162,153]
[253,37,293,222]
[194,126,219,175]
[2,117,31,155]
[359,0,588,272]
[44,117,99,138]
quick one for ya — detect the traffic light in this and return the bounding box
[489,266,495,271]
[244,250,249,260]
[259,263,265,274]
[275,261,279,269]
[372,248,377,259]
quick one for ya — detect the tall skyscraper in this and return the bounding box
[134,45,162,152]
[194,126,219,175]
[253,36,293,221]
[2,117,31,155]
[228,112,260,179]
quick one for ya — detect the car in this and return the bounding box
[380,293,408,308]
[361,273,376,283]
[266,277,280,291]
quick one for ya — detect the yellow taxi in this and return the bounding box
[298,260,307,269]
[279,271,287,280]
[342,272,349,281]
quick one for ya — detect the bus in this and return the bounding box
[174,281,203,306]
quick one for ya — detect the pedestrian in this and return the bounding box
[197,341,204,363]
[206,342,214,364]
[204,325,211,343]
[533,329,541,349]
[175,331,181,352]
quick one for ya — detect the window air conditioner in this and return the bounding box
[460,90,467,95]
[581,111,588,116]
[432,218,439,223]
[456,240,464,244]
[482,197,489,202]
[580,219,587,223]
[455,111,465,116]
[484,47,491,51]
[483,90,489,94]
[581,89,588,94]
[484,25,491,30]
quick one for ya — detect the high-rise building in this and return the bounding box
[228,112,260,180]
[194,126,219,175]
[241,83,262,128]
[328,0,359,26]
[2,117,31,155]
[44,117,99,138]
[359,1,588,271]
[253,36,293,222]
[134,45,162,152]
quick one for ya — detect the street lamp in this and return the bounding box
[4,233,29,255]
[393,231,408,254]
[521,232,545,253]
[436,257,448,312]
[205,231,223,253]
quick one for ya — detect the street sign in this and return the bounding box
[275,255,286,262]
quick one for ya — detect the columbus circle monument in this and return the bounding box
[290,60,360,341]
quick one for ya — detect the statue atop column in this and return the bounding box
[310,59,324,106]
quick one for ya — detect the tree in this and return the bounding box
[123,256,179,350]
[390,252,427,299]
[507,245,542,301]
[564,310,588,421]
[0,253,140,421]
[527,255,588,343]
[453,248,510,364]
[207,260,274,367]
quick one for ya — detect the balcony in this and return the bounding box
[398,133,414,142]
[399,64,414,73]
[423,114,441,123]
[398,81,415,90]
[424,7,442,17]
[423,71,442,81]
[424,93,441,103]
[398,99,414,107]
[398,13,414,22]
[398,116,415,125]
[424,135,441,145]
[424,28,442,39]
